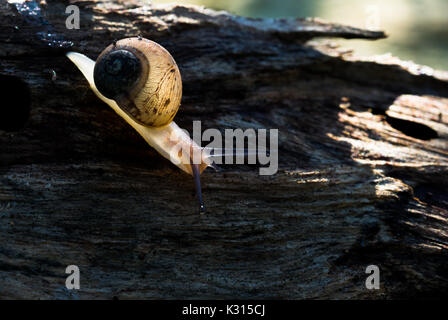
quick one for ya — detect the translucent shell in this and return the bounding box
[94,37,182,128]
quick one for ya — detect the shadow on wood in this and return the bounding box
[0,0,448,299]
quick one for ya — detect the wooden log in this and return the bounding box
[0,0,447,299]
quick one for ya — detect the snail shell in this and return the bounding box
[93,37,182,127]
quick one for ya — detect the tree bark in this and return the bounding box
[1,0,448,299]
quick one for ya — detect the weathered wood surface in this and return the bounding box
[1,0,448,299]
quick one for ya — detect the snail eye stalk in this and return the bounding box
[191,163,205,214]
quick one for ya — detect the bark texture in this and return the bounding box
[1,0,448,299]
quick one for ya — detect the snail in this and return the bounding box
[66,37,212,213]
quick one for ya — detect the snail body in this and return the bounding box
[66,37,211,212]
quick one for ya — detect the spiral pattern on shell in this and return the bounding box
[93,37,182,127]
